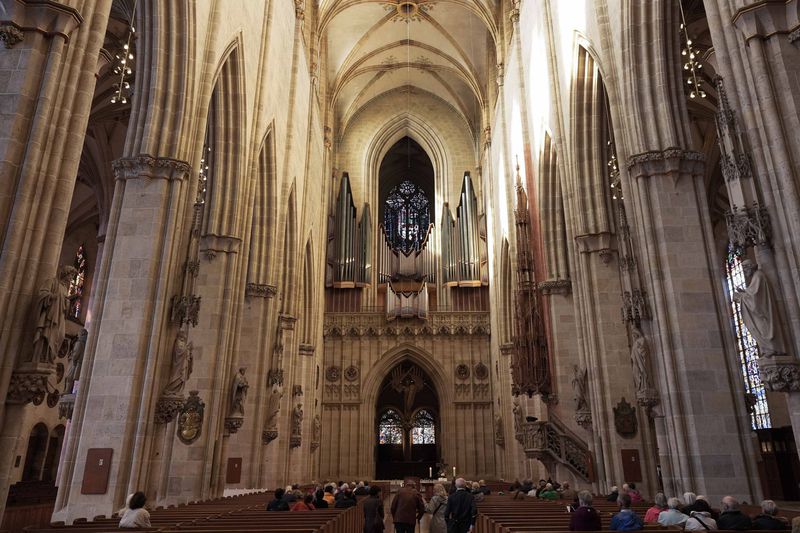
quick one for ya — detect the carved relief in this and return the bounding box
[245,283,277,298]
[155,396,185,425]
[324,312,490,337]
[0,25,23,48]
[325,366,341,382]
[344,365,360,381]
[455,364,470,380]
[171,295,201,328]
[177,391,204,444]
[474,362,489,380]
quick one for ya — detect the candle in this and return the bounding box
[452,466,456,477]
[429,467,433,479]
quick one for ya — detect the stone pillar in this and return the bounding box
[0,0,111,521]
[52,155,192,523]
[625,148,762,502]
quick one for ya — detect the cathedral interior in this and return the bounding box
[1,0,800,527]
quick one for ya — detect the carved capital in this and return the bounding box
[538,279,572,295]
[290,435,302,448]
[262,429,278,444]
[279,314,297,330]
[199,235,242,259]
[112,155,192,181]
[154,396,185,424]
[790,27,800,44]
[575,409,592,429]
[0,25,23,47]
[6,363,55,405]
[500,343,515,356]
[575,232,615,262]
[725,204,771,248]
[732,1,800,43]
[626,148,705,181]
[225,417,244,435]
[635,388,660,409]
[1,1,82,43]
[759,359,800,392]
[298,343,315,356]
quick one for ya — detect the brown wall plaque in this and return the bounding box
[81,448,113,494]
[621,449,642,482]
[226,457,242,484]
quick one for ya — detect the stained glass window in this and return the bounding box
[68,244,87,320]
[725,244,770,430]
[378,409,403,444]
[411,409,435,444]
[384,180,430,254]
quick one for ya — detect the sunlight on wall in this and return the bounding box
[556,0,587,88]
[526,18,551,134]
[496,156,508,237]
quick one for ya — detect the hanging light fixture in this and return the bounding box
[678,0,706,99]
[111,0,138,105]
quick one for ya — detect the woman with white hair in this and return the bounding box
[644,493,667,523]
[752,500,790,530]
[658,497,688,527]
[425,483,448,533]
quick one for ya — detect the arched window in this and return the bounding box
[68,244,87,319]
[378,409,403,444]
[411,409,435,444]
[384,180,430,254]
[725,244,770,429]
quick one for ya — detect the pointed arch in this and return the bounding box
[247,126,278,285]
[500,239,513,344]
[569,45,614,238]
[279,184,298,315]
[203,40,247,238]
[299,238,315,344]
[539,131,569,280]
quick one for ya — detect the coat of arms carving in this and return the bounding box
[177,390,205,445]
[613,397,637,438]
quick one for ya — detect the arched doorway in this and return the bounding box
[375,361,439,479]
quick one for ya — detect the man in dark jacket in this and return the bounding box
[362,486,385,533]
[334,488,357,508]
[391,481,425,533]
[570,490,602,531]
[717,496,753,531]
[444,478,477,533]
[266,488,289,511]
[752,500,790,530]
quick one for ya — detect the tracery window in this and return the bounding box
[725,243,770,430]
[384,180,430,254]
[411,409,435,444]
[378,409,403,444]
[68,244,87,320]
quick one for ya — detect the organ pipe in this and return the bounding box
[441,173,486,287]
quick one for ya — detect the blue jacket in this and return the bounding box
[610,509,644,531]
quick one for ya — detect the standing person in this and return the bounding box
[610,494,643,531]
[118,491,151,528]
[363,486,385,533]
[391,481,425,533]
[443,478,477,533]
[425,483,448,533]
[569,490,602,531]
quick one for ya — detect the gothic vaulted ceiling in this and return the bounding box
[319,0,499,136]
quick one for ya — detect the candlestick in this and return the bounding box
[429,467,433,479]
[452,466,456,477]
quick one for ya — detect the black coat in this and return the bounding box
[717,510,753,531]
[363,496,385,533]
[266,498,289,511]
[752,515,790,530]
[444,488,476,533]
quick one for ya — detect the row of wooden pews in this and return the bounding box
[475,495,658,533]
[21,491,363,533]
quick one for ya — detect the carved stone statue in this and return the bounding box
[163,330,193,397]
[312,414,321,443]
[64,328,87,394]
[512,400,523,435]
[292,403,303,436]
[494,415,505,447]
[630,328,653,394]
[733,260,786,357]
[229,367,249,417]
[571,365,589,411]
[32,265,77,364]
[264,382,283,429]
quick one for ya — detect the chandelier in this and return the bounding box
[383,0,434,22]
[110,0,138,104]
[678,1,706,99]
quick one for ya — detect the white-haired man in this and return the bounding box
[753,500,789,530]
[444,478,477,533]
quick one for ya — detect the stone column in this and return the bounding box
[625,148,762,501]
[52,156,192,523]
[0,0,111,521]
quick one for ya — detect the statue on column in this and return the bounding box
[229,367,249,417]
[572,365,589,411]
[63,328,87,394]
[512,400,524,440]
[162,330,193,397]
[290,403,303,448]
[734,260,787,357]
[494,415,505,447]
[311,414,321,451]
[264,382,283,429]
[32,265,77,364]
[630,328,653,394]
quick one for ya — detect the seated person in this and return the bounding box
[658,497,688,527]
[291,493,315,511]
[538,483,558,500]
[266,488,290,511]
[334,487,357,508]
[607,485,620,502]
[644,493,667,523]
[118,491,151,528]
[610,493,643,531]
[717,496,753,531]
[569,490,602,532]
[685,499,718,531]
[313,488,328,509]
[560,481,577,502]
[471,481,485,503]
[625,483,643,504]
[752,500,790,530]
[478,480,491,495]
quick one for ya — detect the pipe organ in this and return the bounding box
[377,224,437,284]
[386,281,429,320]
[326,173,372,287]
[441,173,488,287]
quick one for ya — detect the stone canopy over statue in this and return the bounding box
[32,265,77,365]
[733,260,787,357]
